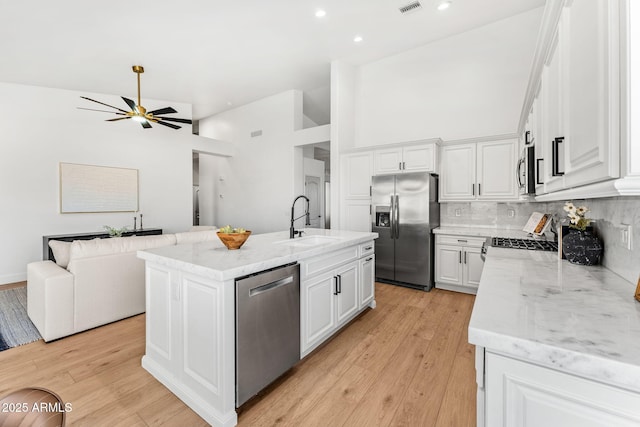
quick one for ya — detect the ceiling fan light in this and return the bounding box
[132,115,146,123]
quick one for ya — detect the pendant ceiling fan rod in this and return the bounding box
[132,65,144,113]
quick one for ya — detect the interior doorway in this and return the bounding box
[304,157,325,229]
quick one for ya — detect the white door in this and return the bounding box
[435,244,462,286]
[359,255,375,308]
[373,148,402,175]
[440,144,476,201]
[403,144,435,172]
[302,272,336,354]
[476,140,518,200]
[464,247,484,289]
[304,157,325,229]
[335,262,359,326]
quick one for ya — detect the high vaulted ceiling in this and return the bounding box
[0,0,544,120]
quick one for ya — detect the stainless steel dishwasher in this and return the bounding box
[235,262,300,407]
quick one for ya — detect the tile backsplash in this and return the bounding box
[441,196,640,285]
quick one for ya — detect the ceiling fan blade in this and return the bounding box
[148,106,177,116]
[78,107,127,115]
[156,117,193,124]
[80,96,129,113]
[155,120,181,130]
[141,120,152,129]
[106,117,131,122]
[122,96,137,112]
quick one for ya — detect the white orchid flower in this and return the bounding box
[576,206,588,216]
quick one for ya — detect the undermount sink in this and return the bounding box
[275,235,342,247]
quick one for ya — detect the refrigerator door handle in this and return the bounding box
[389,195,395,239]
[394,194,400,238]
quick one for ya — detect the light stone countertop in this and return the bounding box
[469,246,640,392]
[433,225,550,240]
[137,228,378,281]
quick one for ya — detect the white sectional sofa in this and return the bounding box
[27,229,218,342]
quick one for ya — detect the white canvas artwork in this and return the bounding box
[60,163,138,213]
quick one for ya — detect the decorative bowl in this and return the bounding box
[217,231,251,250]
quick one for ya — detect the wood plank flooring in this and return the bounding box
[0,282,476,426]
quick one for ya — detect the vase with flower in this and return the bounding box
[561,202,603,265]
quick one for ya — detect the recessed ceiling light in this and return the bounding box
[437,1,451,11]
[353,35,363,43]
[315,9,326,18]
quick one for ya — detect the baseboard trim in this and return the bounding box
[0,272,27,287]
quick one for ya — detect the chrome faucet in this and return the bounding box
[290,195,310,238]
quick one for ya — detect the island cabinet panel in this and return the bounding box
[485,352,640,427]
[359,254,375,308]
[300,240,375,357]
[146,265,174,372]
[182,277,222,397]
[302,271,337,349]
[142,264,237,427]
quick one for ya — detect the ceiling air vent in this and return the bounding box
[399,1,422,14]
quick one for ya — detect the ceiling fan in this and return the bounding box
[79,65,192,130]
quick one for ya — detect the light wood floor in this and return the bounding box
[0,282,476,426]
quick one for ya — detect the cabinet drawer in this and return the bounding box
[436,235,487,248]
[301,245,359,278]
[359,241,375,258]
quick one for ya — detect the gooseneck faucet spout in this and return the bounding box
[290,195,310,238]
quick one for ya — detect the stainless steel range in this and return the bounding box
[491,237,558,252]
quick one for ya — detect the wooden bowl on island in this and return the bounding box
[217,231,251,250]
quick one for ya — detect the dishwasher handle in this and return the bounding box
[249,275,294,297]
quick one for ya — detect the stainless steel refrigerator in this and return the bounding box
[371,172,440,291]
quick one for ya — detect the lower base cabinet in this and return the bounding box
[435,234,485,294]
[481,351,640,427]
[301,241,375,357]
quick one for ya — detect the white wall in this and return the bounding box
[0,82,226,285]
[198,90,303,233]
[354,8,543,146]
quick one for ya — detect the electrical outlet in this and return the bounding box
[455,208,461,217]
[507,208,515,218]
[621,224,632,250]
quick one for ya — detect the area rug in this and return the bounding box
[0,287,42,351]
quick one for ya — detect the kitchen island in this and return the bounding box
[469,246,640,426]
[137,228,377,427]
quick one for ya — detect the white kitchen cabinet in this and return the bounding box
[300,241,375,357]
[373,143,436,175]
[341,151,373,199]
[359,254,375,308]
[561,0,620,188]
[440,139,518,202]
[434,235,486,294]
[483,351,640,427]
[518,0,638,200]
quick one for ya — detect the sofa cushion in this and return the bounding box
[175,230,217,244]
[68,234,177,261]
[48,240,71,268]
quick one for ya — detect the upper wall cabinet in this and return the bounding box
[440,139,518,202]
[518,0,638,200]
[373,142,437,175]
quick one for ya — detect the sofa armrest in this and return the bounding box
[27,261,74,342]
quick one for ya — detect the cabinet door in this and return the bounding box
[341,152,373,198]
[301,271,336,354]
[359,254,375,308]
[341,199,371,232]
[435,244,462,286]
[145,265,176,373]
[403,144,435,172]
[486,352,640,427]
[440,144,476,201]
[563,0,620,188]
[336,262,359,326]
[476,140,518,200]
[374,148,402,175]
[463,247,484,289]
[541,22,566,194]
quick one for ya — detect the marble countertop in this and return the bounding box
[469,246,640,392]
[433,225,551,240]
[137,228,378,281]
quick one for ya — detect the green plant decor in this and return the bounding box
[103,225,129,237]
